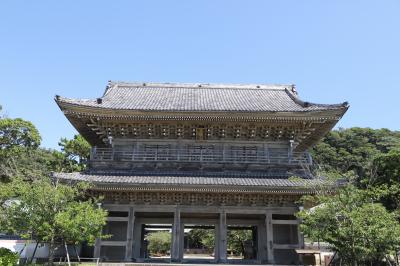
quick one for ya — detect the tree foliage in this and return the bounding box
[186,228,253,256]
[227,229,253,256]
[58,134,90,171]
[186,228,215,251]
[0,109,91,180]
[0,177,108,264]
[304,128,400,263]
[146,231,171,256]
[0,247,19,266]
[371,150,400,186]
[0,118,41,151]
[298,186,400,265]
[311,127,400,182]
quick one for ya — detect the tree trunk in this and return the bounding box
[240,242,245,258]
[48,238,55,266]
[29,242,39,264]
[73,245,81,263]
[64,242,71,266]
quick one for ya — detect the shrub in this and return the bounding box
[0,248,19,266]
[146,231,171,256]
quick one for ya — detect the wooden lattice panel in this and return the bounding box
[90,191,302,207]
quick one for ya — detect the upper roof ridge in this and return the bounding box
[106,80,294,91]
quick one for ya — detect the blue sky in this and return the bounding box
[0,1,399,149]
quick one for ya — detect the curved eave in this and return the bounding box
[55,97,348,120]
[57,178,322,195]
[91,184,318,195]
[55,97,348,149]
[53,172,334,194]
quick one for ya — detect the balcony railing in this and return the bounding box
[90,148,312,166]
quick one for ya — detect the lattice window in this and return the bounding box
[191,126,197,139]
[234,126,242,139]
[139,124,147,138]
[147,124,155,137]
[234,194,244,205]
[160,125,169,138]
[119,192,129,202]
[173,193,183,204]
[205,194,214,205]
[176,124,184,138]
[248,126,256,139]
[205,126,213,139]
[263,126,270,139]
[220,194,228,205]
[188,194,199,205]
[159,193,168,204]
[143,193,153,204]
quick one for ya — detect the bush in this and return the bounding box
[0,248,19,266]
[146,231,171,256]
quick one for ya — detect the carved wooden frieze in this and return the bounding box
[90,191,301,207]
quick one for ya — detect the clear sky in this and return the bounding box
[0,0,399,149]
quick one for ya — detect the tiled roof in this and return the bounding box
[53,172,323,191]
[56,82,347,112]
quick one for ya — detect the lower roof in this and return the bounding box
[53,172,327,194]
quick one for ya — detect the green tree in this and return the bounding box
[0,148,65,181]
[186,228,215,251]
[371,150,400,185]
[298,186,400,265]
[0,108,91,179]
[58,135,90,171]
[311,127,400,184]
[0,177,108,265]
[146,231,171,256]
[0,118,42,181]
[0,248,19,266]
[0,118,41,151]
[227,229,253,257]
[365,151,400,212]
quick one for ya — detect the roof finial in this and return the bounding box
[291,85,297,95]
[105,80,112,90]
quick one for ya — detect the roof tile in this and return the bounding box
[53,172,321,189]
[57,82,346,112]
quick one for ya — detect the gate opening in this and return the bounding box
[227,226,257,260]
[184,225,215,261]
[143,224,172,260]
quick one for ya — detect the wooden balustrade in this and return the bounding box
[90,147,311,165]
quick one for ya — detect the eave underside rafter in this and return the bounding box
[62,107,342,151]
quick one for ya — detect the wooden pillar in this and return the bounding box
[171,208,182,262]
[132,220,142,262]
[140,224,146,258]
[265,212,275,264]
[257,224,267,262]
[179,223,185,260]
[214,222,220,260]
[125,207,135,261]
[218,211,227,263]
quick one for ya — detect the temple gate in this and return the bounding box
[54,81,348,264]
